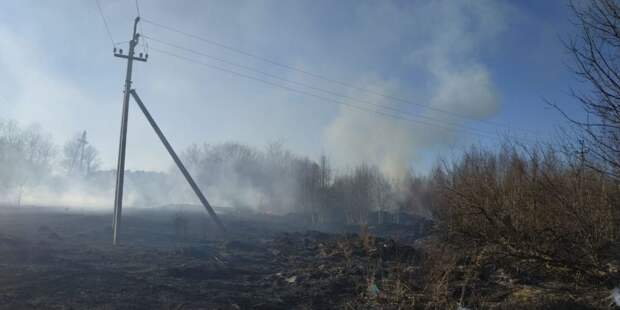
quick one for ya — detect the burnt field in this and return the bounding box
[0,207,431,309]
[0,207,612,309]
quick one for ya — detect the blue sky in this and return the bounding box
[0,1,583,176]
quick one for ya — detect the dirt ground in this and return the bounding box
[0,206,427,309]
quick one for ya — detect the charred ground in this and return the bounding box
[0,207,423,309]
[0,206,612,309]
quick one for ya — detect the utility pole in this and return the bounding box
[77,131,88,174]
[112,17,147,245]
[111,17,223,246]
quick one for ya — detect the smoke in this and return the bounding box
[0,1,508,213]
[0,120,304,214]
[0,119,163,211]
[5,181,112,210]
[323,0,503,179]
[165,142,303,213]
[0,169,154,211]
[171,157,272,211]
[323,79,419,180]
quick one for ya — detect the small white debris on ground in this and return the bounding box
[611,287,620,306]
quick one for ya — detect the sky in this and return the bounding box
[0,0,584,176]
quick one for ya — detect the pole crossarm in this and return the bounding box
[114,53,148,62]
[129,89,226,232]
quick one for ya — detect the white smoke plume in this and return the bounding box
[323,0,504,179]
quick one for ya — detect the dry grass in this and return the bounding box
[417,143,620,307]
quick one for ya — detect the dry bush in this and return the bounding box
[430,143,619,285]
[360,224,375,256]
[421,244,460,308]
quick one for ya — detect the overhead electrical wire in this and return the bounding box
[95,0,117,47]
[141,17,537,135]
[149,46,535,143]
[145,35,518,138]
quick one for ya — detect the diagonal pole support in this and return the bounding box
[129,89,225,232]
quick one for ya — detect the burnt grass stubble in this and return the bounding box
[0,207,606,309]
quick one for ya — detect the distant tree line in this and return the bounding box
[177,141,420,225]
[0,121,426,224]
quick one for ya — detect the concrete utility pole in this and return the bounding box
[111,17,224,245]
[77,131,88,173]
[112,17,147,245]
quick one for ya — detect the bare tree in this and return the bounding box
[333,172,356,224]
[0,121,54,205]
[18,125,55,206]
[404,173,434,219]
[347,163,375,224]
[372,170,392,224]
[557,0,620,178]
[297,158,319,221]
[317,155,332,223]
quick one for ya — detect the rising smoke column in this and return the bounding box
[323,0,504,179]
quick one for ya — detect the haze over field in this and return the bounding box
[0,1,583,211]
[0,1,576,175]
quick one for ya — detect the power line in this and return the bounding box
[141,17,535,134]
[115,39,132,46]
[142,18,383,92]
[145,35,513,137]
[132,0,150,57]
[150,47,533,142]
[94,0,116,47]
[145,35,539,136]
